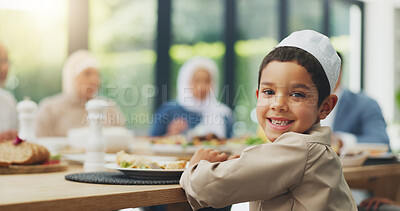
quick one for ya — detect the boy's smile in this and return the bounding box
[256,61,322,142]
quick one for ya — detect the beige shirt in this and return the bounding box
[35,94,125,137]
[180,124,357,211]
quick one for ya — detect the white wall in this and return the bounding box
[364,0,397,123]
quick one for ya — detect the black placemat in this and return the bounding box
[65,171,180,185]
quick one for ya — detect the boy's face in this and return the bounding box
[256,61,323,142]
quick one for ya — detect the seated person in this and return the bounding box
[0,42,18,133]
[35,50,125,137]
[150,57,233,139]
[148,57,234,211]
[321,52,390,151]
[180,30,356,210]
[321,53,396,209]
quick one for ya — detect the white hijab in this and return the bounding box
[177,57,231,138]
[62,50,99,101]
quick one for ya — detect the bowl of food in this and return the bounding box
[340,151,369,167]
[34,137,68,153]
[150,133,228,155]
[345,143,389,157]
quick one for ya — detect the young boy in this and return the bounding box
[180,30,357,211]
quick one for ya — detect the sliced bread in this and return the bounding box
[0,140,50,167]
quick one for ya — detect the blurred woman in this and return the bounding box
[35,50,124,137]
[0,42,18,133]
[150,57,233,139]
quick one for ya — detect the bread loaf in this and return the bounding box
[0,140,50,167]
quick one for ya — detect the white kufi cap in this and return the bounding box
[276,30,341,92]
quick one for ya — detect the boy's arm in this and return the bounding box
[188,148,228,167]
[180,140,308,210]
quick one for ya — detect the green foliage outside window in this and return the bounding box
[396,89,400,112]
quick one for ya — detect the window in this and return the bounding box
[0,0,366,136]
[89,0,157,132]
[234,0,279,135]
[330,1,362,92]
[170,0,225,99]
[288,0,323,33]
[0,0,68,103]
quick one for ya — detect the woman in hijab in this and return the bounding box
[150,56,233,139]
[35,50,125,137]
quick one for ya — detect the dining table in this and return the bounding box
[1,140,400,211]
[0,164,188,211]
[344,163,400,203]
[2,162,400,211]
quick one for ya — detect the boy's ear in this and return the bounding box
[256,89,259,99]
[319,94,338,120]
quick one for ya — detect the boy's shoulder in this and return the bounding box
[275,124,331,146]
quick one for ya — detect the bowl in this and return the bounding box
[67,127,134,153]
[34,137,68,153]
[345,143,389,156]
[340,151,369,167]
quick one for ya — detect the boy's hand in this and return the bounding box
[189,148,228,167]
[228,154,240,160]
[360,197,400,211]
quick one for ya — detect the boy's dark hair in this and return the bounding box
[258,46,330,107]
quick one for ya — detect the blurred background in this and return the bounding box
[0,0,399,148]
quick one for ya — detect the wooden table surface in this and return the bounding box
[0,165,187,211]
[1,161,399,210]
[343,163,400,203]
[343,163,400,180]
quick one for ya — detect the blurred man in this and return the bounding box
[321,52,390,151]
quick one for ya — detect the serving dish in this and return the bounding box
[340,151,369,167]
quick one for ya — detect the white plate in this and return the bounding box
[105,163,184,180]
[346,143,389,154]
[150,144,229,155]
[151,144,199,154]
[34,137,68,153]
[340,152,369,167]
[63,154,178,164]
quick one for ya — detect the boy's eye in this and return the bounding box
[290,92,306,98]
[262,89,275,95]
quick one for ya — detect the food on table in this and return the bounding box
[151,135,188,145]
[151,133,226,147]
[191,133,226,146]
[243,136,265,145]
[42,154,61,165]
[0,137,50,167]
[341,151,364,157]
[228,136,270,146]
[116,151,186,169]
